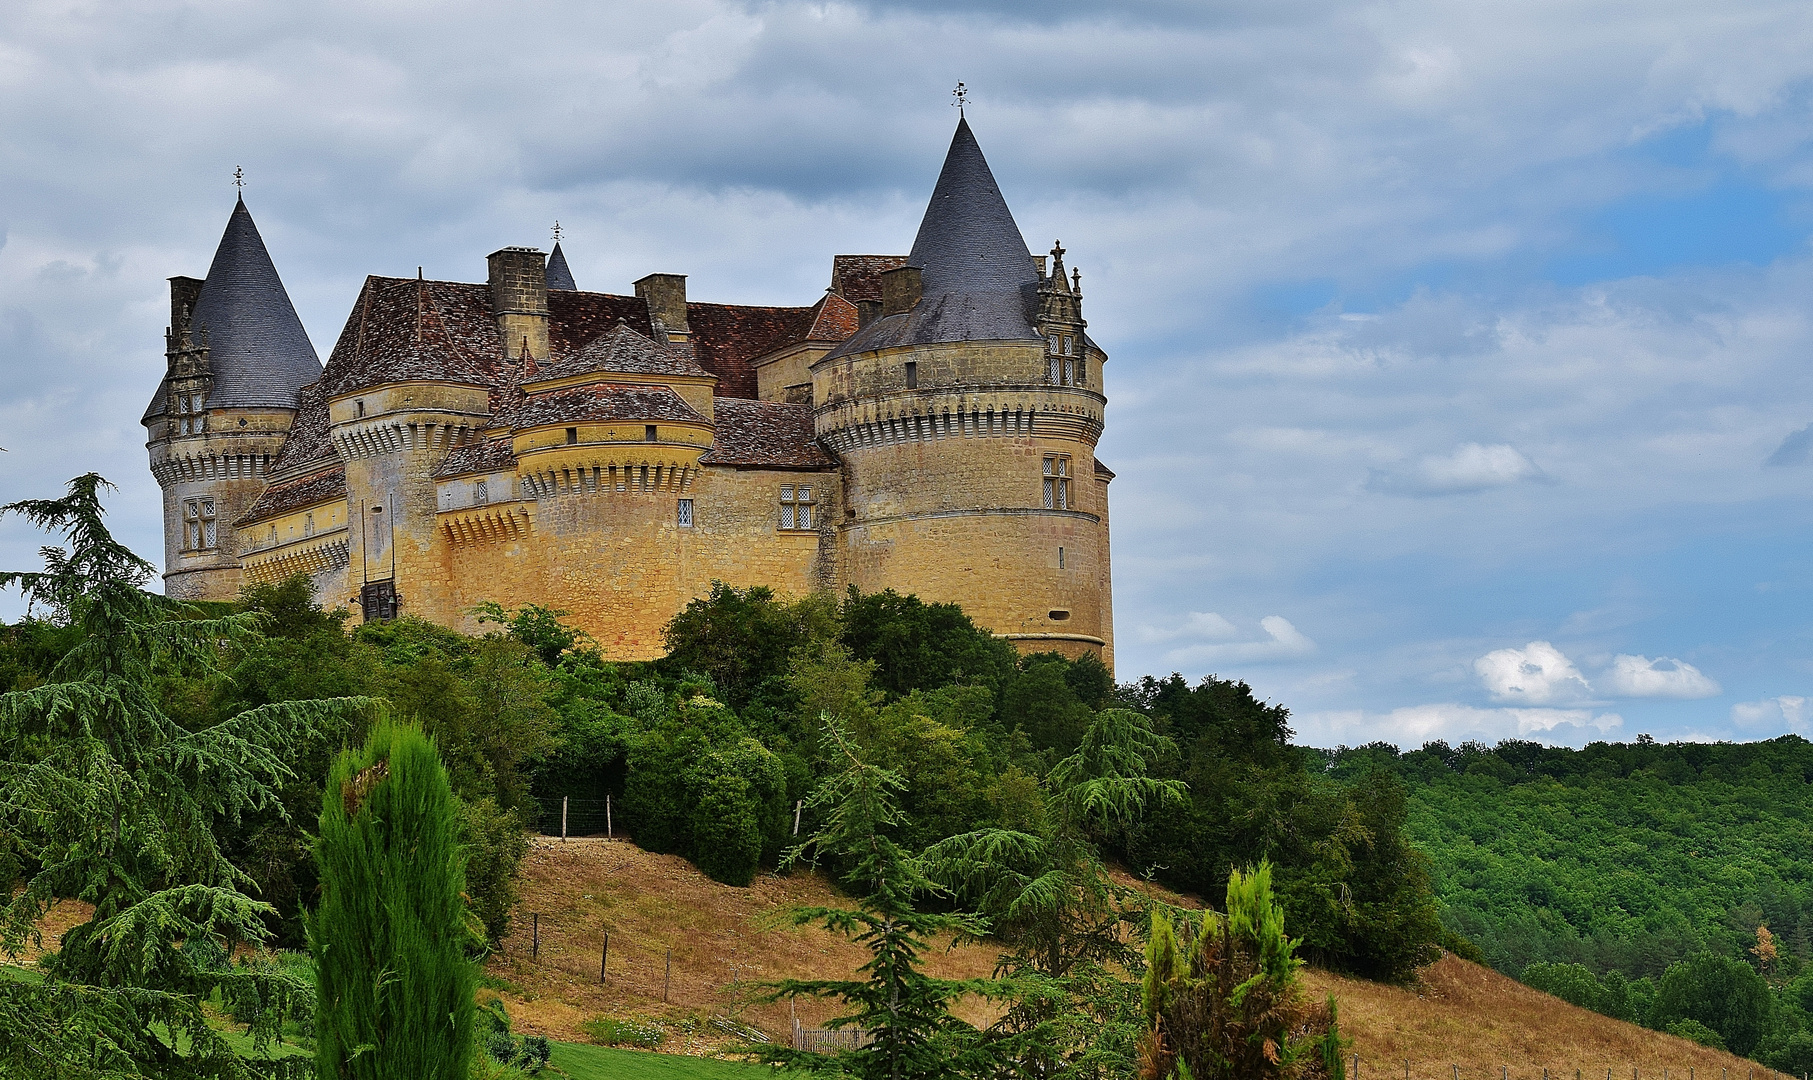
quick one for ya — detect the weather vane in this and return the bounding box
[233,166,245,193]
[952,82,968,117]
[551,220,563,245]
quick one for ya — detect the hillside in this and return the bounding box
[488,836,1762,1075]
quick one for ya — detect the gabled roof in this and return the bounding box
[830,255,909,302]
[180,198,324,409]
[806,293,860,341]
[685,302,818,399]
[826,118,1042,361]
[699,399,835,469]
[545,242,577,291]
[536,322,711,382]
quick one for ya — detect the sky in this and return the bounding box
[6,0,1813,749]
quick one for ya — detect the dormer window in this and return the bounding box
[172,392,206,435]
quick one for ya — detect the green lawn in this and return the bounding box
[550,1042,785,1080]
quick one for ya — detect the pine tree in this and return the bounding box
[0,474,369,1078]
[1139,864,1346,1080]
[309,717,476,1080]
[761,716,1002,1080]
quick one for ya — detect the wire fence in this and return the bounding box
[531,796,616,839]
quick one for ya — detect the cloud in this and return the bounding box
[1598,654,1721,699]
[1298,703,1624,749]
[1474,641,1595,705]
[1136,611,1240,643]
[1766,423,1813,466]
[1162,615,1317,666]
[1368,443,1546,496]
[1732,696,1812,731]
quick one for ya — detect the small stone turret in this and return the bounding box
[1036,242,1089,389]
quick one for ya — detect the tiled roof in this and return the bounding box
[238,465,346,525]
[1094,459,1115,480]
[511,383,707,428]
[537,322,711,381]
[831,255,908,302]
[545,243,577,291]
[270,382,336,474]
[699,398,834,469]
[147,199,323,418]
[685,302,818,399]
[805,293,860,341]
[319,277,506,399]
[434,436,517,479]
[827,119,1042,362]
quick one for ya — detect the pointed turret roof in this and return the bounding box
[825,117,1042,360]
[546,241,578,291]
[185,198,323,409]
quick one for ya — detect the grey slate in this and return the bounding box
[826,117,1041,360]
[149,198,322,416]
[545,242,578,291]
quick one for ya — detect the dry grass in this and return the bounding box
[495,837,1776,1075]
[1305,957,1764,1079]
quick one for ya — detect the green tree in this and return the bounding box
[1520,962,1605,1012]
[1654,952,1771,1057]
[0,474,365,1077]
[310,717,476,1079]
[1140,864,1346,1080]
[839,587,1018,699]
[662,582,838,710]
[762,717,1001,1080]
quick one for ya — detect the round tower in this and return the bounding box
[144,198,323,601]
[813,118,1115,668]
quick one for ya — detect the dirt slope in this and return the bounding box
[493,837,1773,1076]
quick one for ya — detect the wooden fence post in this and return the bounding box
[532,912,540,960]
[665,948,672,1002]
[607,794,613,838]
[562,796,568,841]
[794,799,804,836]
[600,931,609,983]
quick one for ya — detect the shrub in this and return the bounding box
[1666,1018,1728,1051]
[582,1015,667,1048]
[1520,962,1605,1012]
[463,796,530,946]
[479,995,552,1073]
[1653,952,1770,1057]
[310,717,476,1080]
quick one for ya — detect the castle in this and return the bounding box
[144,118,1116,666]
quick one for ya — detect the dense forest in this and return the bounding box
[1320,737,1813,1065]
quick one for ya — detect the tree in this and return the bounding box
[919,708,1188,1080]
[1653,952,1771,1057]
[762,717,1001,1080]
[839,587,1018,699]
[0,474,366,1077]
[310,717,476,1079]
[1139,863,1346,1080]
[662,582,838,710]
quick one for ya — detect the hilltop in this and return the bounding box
[487,836,1766,1077]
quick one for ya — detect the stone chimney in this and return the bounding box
[169,276,203,336]
[880,265,923,318]
[634,274,690,341]
[855,299,884,329]
[487,247,550,361]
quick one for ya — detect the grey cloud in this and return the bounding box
[1766,422,1813,465]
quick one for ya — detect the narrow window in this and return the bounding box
[1065,357,1077,385]
[473,478,489,506]
[1049,609,1071,621]
[1075,356,1087,387]
[565,427,578,445]
[797,485,813,529]
[1042,456,1070,510]
[1047,356,1061,384]
[780,484,796,529]
[645,424,658,442]
[677,498,694,527]
[1061,336,1072,356]
[1058,546,1065,569]
[268,525,277,546]
[904,361,918,389]
[304,512,315,537]
[356,400,365,417]
[1048,334,1060,352]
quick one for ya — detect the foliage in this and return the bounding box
[1653,951,1771,1057]
[662,583,838,710]
[1666,1019,1728,1051]
[0,475,365,1078]
[479,995,552,1072]
[760,717,1003,1080]
[1138,864,1346,1080]
[309,717,476,1080]
[474,600,591,667]
[1123,676,1442,982]
[464,797,532,946]
[839,587,1019,699]
[581,1015,667,1049]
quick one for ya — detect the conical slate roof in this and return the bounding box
[184,198,323,409]
[546,242,577,291]
[825,117,1041,360]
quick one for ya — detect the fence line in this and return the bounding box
[1352,1062,1790,1080]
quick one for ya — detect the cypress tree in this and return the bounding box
[310,717,475,1079]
